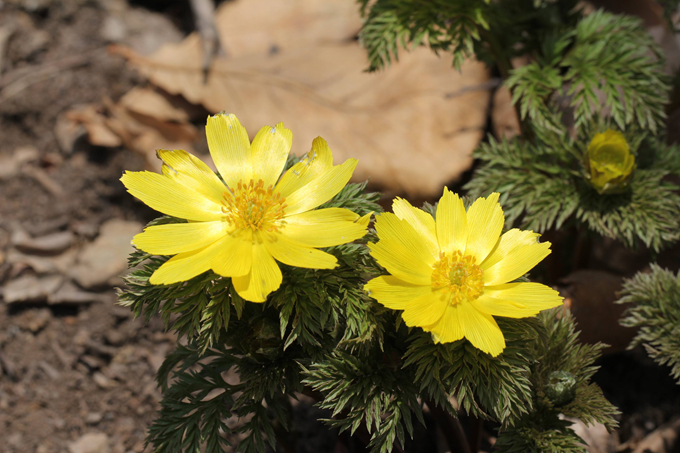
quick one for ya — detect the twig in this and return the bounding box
[22,166,65,198]
[0,351,17,381]
[0,52,97,104]
[189,0,223,82]
[0,24,17,74]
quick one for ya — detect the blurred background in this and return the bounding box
[1,0,680,452]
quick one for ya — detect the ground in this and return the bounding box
[1,1,680,453]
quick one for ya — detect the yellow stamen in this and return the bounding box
[221,179,287,232]
[431,251,484,305]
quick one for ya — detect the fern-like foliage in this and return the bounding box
[508,10,669,134]
[402,317,539,427]
[119,180,384,453]
[357,0,586,72]
[494,308,619,452]
[465,131,680,251]
[358,0,491,71]
[303,341,423,453]
[618,265,680,384]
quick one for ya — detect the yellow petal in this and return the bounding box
[483,240,551,286]
[427,305,464,344]
[281,207,369,247]
[251,122,293,189]
[436,188,468,255]
[481,229,540,270]
[149,237,227,285]
[121,171,224,222]
[457,302,505,357]
[392,197,438,257]
[473,282,563,318]
[402,290,448,327]
[133,221,229,255]
[364,275,431,310]
[284,158,358,216]
[465,192,504,263]
[232,237,283,302]
[275,137,333,199]
[211,230,254,277]
[263,232,337,269]
[367,213,436,285]
[206,113,252,188]
[375,212,437,265]
[157,149,226,202]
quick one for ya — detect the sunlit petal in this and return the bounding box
[232,236,283,303]
[157,149,226,202]
[121,171,223,221]
[281,208,370,247]
[284,158,358,216]
[402,290,448,327]
[264,232,337,269]
[483,241,551,286]
[364,275,431,310]
[149,238,227,285]
[393,197,438,257]
[275,137,333,199]
[436,187,467,255]
[206,113,252,188]
[251,122,293,188]
[458,302,505,357]
[211,229,254,277]
[474,282,563,318]
[133,221,229,255]
[465,192,504,263]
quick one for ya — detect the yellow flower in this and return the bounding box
[121,113,370,302]
[364,190,563,357]
[585,129,635,194]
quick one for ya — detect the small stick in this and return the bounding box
[189,0,223,82]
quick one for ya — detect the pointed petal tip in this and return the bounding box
[356,211,373,227]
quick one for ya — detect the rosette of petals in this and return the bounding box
[121,113,370,302]
[584,129,635,194]
[364,189,563,356]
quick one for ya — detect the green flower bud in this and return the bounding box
[545,370,577,407]
[584,130,635,194]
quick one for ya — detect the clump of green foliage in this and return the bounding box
[114,0,680,451]
[618,265,680,384]
[119,178,616,453]
[360,0,680,252]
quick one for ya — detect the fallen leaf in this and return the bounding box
[632,417,680,453]
[118,86,199,123]
[113,40,491,197]
[65,96,199,169]
[66,105,122,148]
[214,0,363,56]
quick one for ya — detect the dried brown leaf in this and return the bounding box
[113,40,491,197]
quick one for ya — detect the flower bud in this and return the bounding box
[584,130,635,194]
[545,371,577,407]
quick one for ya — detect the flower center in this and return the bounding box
[431,251,484,305]
[221,179,287,232]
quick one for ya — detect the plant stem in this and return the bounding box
[424,398,472,453]
[467,416,483,453]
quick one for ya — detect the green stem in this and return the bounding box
[424,398,472,453]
